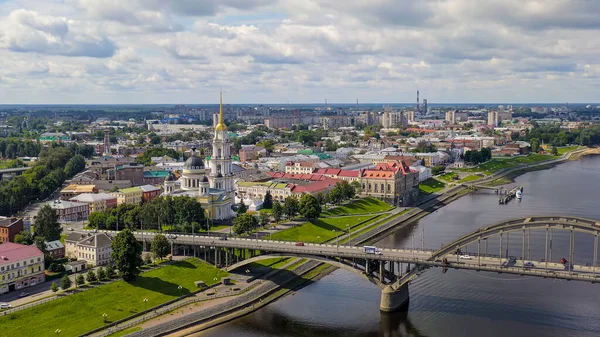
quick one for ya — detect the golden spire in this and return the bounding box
[215,89,227,131]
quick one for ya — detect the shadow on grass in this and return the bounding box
[134,276,192,297]
[171,260,198,269]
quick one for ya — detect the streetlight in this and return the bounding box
[143,298,149,314]
[178,285,183,297]
[102,313,108,323]
[55,329,61,337]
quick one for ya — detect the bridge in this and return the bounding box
[107,215,600,312]
[0,167,31,180]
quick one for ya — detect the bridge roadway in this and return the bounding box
[124,231,600,283]
[0,167,30,174]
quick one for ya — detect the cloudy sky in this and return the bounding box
[0,0,599,104]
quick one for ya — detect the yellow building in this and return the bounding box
[60,184,98,200]
[110,187,143,206]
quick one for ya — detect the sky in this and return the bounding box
[0,0,599,104]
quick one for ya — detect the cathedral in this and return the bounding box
[162,92,235,220]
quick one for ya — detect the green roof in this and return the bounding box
[228,132,239,138]
[144,171,170,178]
[118,187,142,194]
[39,135,69,141]
[316,153,332,160]
[297,149,313,155]
[237,181,289,189]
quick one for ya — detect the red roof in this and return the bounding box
[267,172,328,181]
[0,242,44,266]
[291,179,340,194]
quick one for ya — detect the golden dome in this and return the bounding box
[215,123,227,131]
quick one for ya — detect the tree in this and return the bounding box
[151,234,170,261]
[530,138,540,153]
[34,236,47,255]
[76,274,85,286]
[263,191,273,209]
[232,213,258,235]
[144,253,153,265]
[86,269,98,283]
[60,274,72,290]
[14,231,34,245]
[350,181,362,195]
[111,228,143,282]
[35,204,61,241]
[97,267,107,281]
[237,199,248,215]
[299,194,321,219]
[259,212,270,227]
[64,154,86,177]
[329,185,343,204]
[106,265,116,279]
[272,200,283,223]
[283,196,299,219]
[51,282,59,292]
[339,181,355,200]
[551,144,559,156]
[431,165,446,175]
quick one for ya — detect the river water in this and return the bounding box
[199,155,600,337]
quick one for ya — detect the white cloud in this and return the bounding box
[0,0,599,103]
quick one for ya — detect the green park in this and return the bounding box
[0,258,227,337]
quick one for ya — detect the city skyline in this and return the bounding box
[0,0,599,104]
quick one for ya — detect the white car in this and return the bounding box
[0,303,11,309]
[459,255,472,260]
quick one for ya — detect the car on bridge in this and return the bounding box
[523,261,535,268]
[295,242,304,246]
[459,255,472,260]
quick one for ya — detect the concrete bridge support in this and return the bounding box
[380,282,409,312]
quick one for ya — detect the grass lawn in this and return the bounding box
[419,178,445,194]
[322,197,393,216]
[270,214,382,243]
[437,172,458,182]
[458,175,482,183]
[456,154,555,175]
[59,234,68,244]
[0,258,228,337]
[557,146,579,155]
[245,257,291,270]
[339,209,411,244]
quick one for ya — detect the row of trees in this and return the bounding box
[0,144,88,216]
[88,196,206,232]
[0,139,41,159]
[463,147,492,165]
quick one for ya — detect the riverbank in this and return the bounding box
[110,148,587,337]
[167,264,337,337]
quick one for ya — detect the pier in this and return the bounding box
[498,186,523,204]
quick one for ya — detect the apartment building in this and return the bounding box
[65,232,113,267]
[0,243,45,294]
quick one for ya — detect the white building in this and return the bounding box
[409,164,432,182]
[64,232,113,267]
[162,92,235,221]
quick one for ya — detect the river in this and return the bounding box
[198,155,600,337]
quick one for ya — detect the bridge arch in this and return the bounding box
[225,253,386,288]
[431,216,600,260]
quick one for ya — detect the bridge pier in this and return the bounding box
[379,261,384,282]
[380,283,409,312]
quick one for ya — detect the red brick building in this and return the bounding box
[0,217,24,243]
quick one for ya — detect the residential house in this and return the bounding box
[60,184,98,200]
[49,200,90,221]
[70,193,118,213]
[44,240,65,258]
[239,145,266,162]
[0,217,24,243]
[111,187,143,205]
[64,232,113,266]
[285,161,317,175]
[0,243,45,294]
[139,185,162,203]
